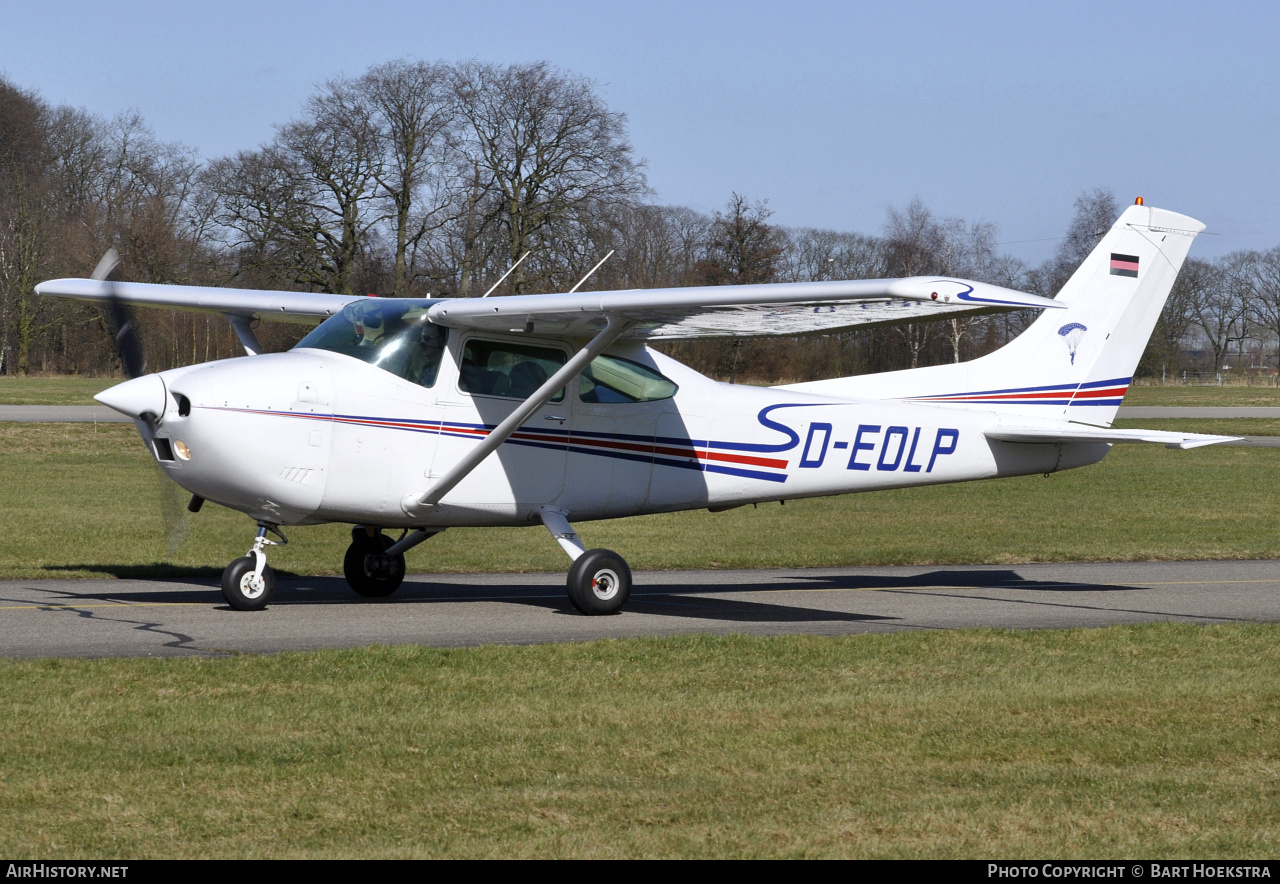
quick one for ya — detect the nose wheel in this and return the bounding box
[221,523,286,611]
[221,556,275,611]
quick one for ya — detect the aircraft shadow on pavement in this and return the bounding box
[11,576,892,623]
[745,569,1142,595]
[46,563,305,583]
[278,578,893,623]
[11,580,220,607]
[18,567,1141,621]
[622,594,892,623]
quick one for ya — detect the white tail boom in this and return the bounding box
[785,203,1205,427]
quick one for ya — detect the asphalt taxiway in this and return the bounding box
[2,560,1277,658]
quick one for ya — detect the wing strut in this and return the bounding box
[224,313,262,356]
[400,315,633,517]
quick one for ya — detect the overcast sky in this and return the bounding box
[5,0,1276,266]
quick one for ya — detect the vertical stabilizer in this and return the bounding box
[784,203,1205,426]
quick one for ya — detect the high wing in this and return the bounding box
[35,276,1062,340]
[426,277,1063,339]
[32,279,361,324]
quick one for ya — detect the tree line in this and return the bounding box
[0,61,1272,382]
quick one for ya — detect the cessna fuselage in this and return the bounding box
[124,299,1107,530]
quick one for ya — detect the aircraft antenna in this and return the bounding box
[567,250,615,294]
[481,251,531,298]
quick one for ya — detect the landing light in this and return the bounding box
[174,440,192,461]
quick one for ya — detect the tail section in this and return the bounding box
[784,203,1205,426]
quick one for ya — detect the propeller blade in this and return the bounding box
[156,464,190,555]
[90,250,119,281]
[92,251,188,552]
[92,249,146,379]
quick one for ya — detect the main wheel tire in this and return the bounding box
[344,533,406,597]
[566,549,632,615]
[221,555,275,611]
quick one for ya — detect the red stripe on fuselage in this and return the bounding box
[911,385,1129,404]
[222,408,791,472]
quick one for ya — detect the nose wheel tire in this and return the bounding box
[566,549,632,615]
[221,556,276,611]
[344,533,407,597]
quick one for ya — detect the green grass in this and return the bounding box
[1123,385,1280,406]
[0,625,1276,858]
[0,377,117,405]
[1114,417,1280,436]
[1,421,1278,580]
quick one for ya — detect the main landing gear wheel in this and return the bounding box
[221,555,275,611]
[566,549,632,615]
[344,531,407,598]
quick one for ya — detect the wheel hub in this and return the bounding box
[364,553,393,578]
[239,572,266,599]
[591,568,620,601]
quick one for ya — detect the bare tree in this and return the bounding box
[205,86,384,295]
[1137,254,1207,379]
[782,227,884,283]
[697,193,783,285]
[611,204,710,289]
[0,77,53,374]
[452,61,647,293]
[279,87,385,295]
[357,60,456,296]
[938,217,998,362]
[1246,246,1280,370]
[1045,187,1121,296]
[1185,255,1250,373]
[883,198,947,368]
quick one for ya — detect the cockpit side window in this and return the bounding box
[459,339,566,401]
[294,300,448,388]
[579,354,678,403]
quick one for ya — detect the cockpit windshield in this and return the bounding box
[295,299,448,388]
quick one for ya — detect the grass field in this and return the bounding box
[1,625,1276,858]
[0,420,1278,580]
[1123,385,1280,406]
[0,377,117,405]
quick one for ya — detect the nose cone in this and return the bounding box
[95,374,167,421]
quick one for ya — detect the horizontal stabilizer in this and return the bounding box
[986,424,1239,450]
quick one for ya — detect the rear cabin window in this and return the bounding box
[459,340,567,401]
[579,355,678,403]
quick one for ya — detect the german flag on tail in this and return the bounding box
[1110,253,1139,277]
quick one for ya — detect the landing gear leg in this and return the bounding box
[538,507,631,615]
[221,523,287,611]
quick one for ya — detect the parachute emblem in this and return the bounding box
[1058,323,1087,364]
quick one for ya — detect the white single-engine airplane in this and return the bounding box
[37,201,1231,613]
